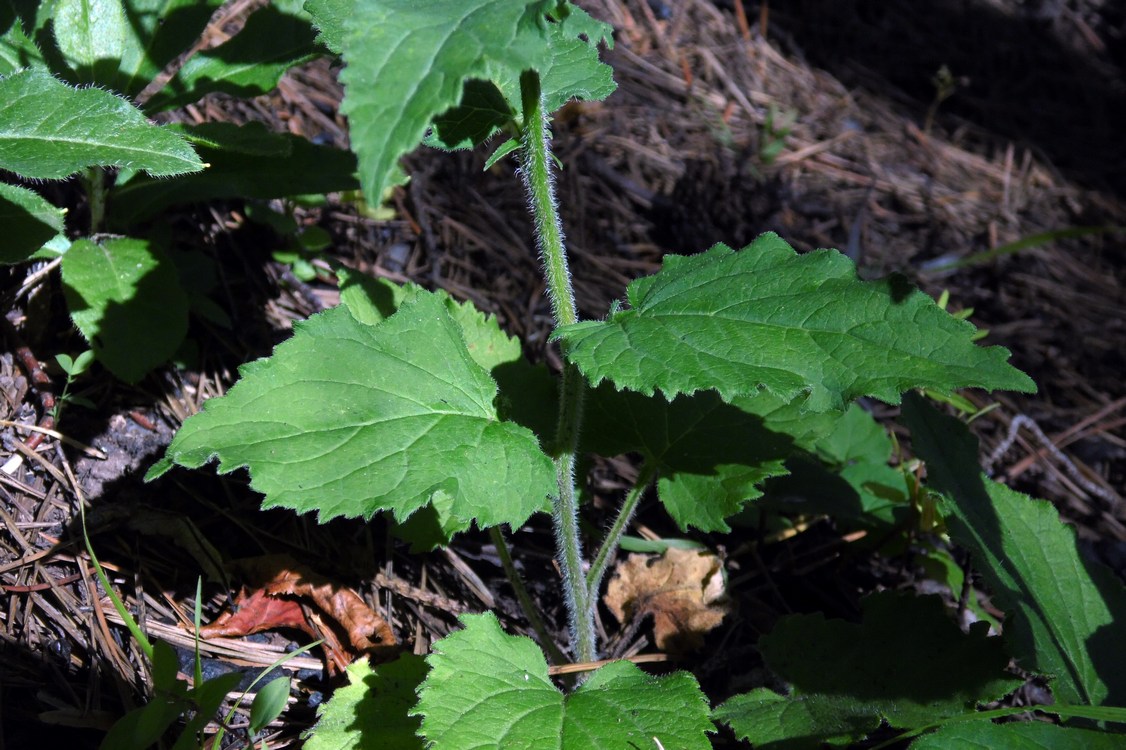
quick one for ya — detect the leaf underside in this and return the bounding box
[555,233,1036,412]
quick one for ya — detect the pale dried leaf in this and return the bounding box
[605,548,730,653]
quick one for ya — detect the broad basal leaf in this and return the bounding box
[555,233,1036,412]
[583,385,801,532]
[305,655,426,750]
[902,392,1126,707]
[305,0,613,201]
[109,121,356,223]
[61,236,189,382]
[150,292,554,535]
[145,4,319,112]
[0,181,65,263]
[0,68,202,179]
[713,688,881,749]
[760,592,1020,728]
[415,612,713,749]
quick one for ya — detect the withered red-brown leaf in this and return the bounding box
[199,554,397,673]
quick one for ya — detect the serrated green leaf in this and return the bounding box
[0,68,202,179]
[53,0,127,84]
[249,675,291,735]
[912,722,1126,749]
[145,4,319,111]
[713,688,881,749]
[305,0,612,201]
[109,121,356,223]
[415,612,714,749]
[62,237,189,382]
[153,292,554,534]
[0,181,65,263]
[901,393,1126,707]
[305,655,426,750]
[583,386,800,531]
[760,592,1021,728]
[555,234,1036,411]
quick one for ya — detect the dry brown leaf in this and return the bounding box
[199,554,397,673]
[604,547,730,654]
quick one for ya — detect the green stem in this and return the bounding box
[586,463,656,599]
[84,167,106,234]
[488,526,567,665]
[518,70,595,663]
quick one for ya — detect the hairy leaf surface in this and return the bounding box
[0,68,202,179]
[902,393,1126,707]
[415,613,713,749]
[151,292,554,534]
[62,237,189,382]
[305,0,612,201]
[555,234,1035,411]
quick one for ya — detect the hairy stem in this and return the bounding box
[518,70,595,663]
[586,463,657,600]
[488,526,567,665]
[84,167,106,234]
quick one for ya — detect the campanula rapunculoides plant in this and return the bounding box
[148,0,1126,747]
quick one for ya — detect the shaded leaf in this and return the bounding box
[902,393,1126,707]
[912,722,1126,749]
[604,548,729,653]
[150,292,554,539]
[305,654,426,750]
[0,68,202,179]
[61,236,189,382]
[53,0,127,84]
[415,612,713,749]
[109,121,356,223]
[555,234,1035,411]
[713,688,881,749]
[145,4,319,111]
[119,0,225,98]
[760,592,1020,727]
[583,386,816,531]
[0,181,65,263]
